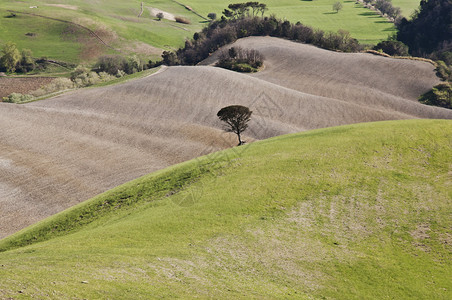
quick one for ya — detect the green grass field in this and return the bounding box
[0,0,397,65]
[391,0,420,17]
[182,0,397,44]
[0,0,204,63]
[1,119,450,299]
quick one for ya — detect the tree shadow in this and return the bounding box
[359,11,378,16]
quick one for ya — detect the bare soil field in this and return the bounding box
[1,37,451,238]
[0,77,55,99]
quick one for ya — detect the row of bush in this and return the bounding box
[2,71,117,104]
[363,0,402,22]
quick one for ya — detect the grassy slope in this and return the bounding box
[183,0,396,44]
[391,0,420,17]
[0,119,450,299]
[0,0,396,65]
[0,0,203,63]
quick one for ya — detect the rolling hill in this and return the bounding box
[0,119,450,299]
[0,36,451,239]
[0,0,398,65]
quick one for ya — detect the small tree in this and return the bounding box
[207,12,217,20]
[156,12,164,20]
[0,42,21,73]
[333,1,343,13]
[419,83,452,109]
[217,105,252,145]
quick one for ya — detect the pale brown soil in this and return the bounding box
[0,77,56,99]
[1,37,451,238]
[148,7,176,21]
[44,4,78,10]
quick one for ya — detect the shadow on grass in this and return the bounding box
[359,11,379,16]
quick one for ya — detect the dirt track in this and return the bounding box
[1,37,450,238]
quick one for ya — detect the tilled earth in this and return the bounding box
[1,37,451,238]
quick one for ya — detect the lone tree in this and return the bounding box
[217,105,252,145]
[0,42,21,73]
[333,1,343,13]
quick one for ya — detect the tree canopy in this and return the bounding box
[0,42,21,73]
[217,105,252,145]
[397,0,452,56]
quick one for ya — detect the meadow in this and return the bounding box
[0,0,400,66]
[180,0,397,44]
[0,0,203,63]
[391,0,421,16]
[0,119,450,298]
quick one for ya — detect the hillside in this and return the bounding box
[1,36,451,238]
[0,120,450,299]
[0,0,397,65]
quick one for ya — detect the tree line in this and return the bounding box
[158,4,361,67]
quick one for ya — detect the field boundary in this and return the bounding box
[171,0,209,20]
[364,50,437,66]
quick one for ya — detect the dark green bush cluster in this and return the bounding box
[216,47,264,72]
[373,40,409,56]
[419,83,451,109]
[397,0,451,57]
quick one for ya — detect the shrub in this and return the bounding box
[95,55,127,75]
[2,93,33,103]
[162,51,179,66]
[156,12,164,20]
[31,78,74,97]
[216,47,264,72]
[71,65,90,81]
[73,72,101,87]
[435,61,452,81]
[373,40,409,56]
[208,13,217,20]
[175,16,191,24]
[419,83,452,109]
[95,55,142,75]
[15,49,35,73]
